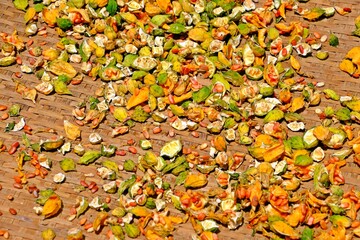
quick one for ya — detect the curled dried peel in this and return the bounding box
[270,221,299,238]
[126,87,149,109]
[290,56,301,71]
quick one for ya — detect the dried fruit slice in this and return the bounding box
[245,67,263,80]
[160,140,182,158]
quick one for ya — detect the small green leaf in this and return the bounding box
[192,86,211,103]
[56,18,73,31]
[53,78,72,95]
[5,122,15,132]
[106,0,117,16]
[300,227,313,240]
[295,155,313,167]
[8,104,21,117]
[13,0,28,11]
[168,23,186,34]
[329,34,339,47]
[60,158,76,172]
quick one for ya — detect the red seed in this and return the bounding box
[91,186,99,193]
[71,79,83,85]
[8,142,20,155]
[298,45,304,54]
[343,7,351,12]
[313,32,321,39]
[109,105,115,114]
[281,48,287,57]
[0,105,7,111]
[29,58,36,65]
[142,129,150,139]
[27,40,34,47]
[16,56,22,65]
[79,217,87,226]
[153,127,162,134]
[24,125,32,132]
[14,176,22,184]
[116,150,127,156]
[168,95,175,104]
[191,131,199,138]
[168,129,175,137]
[75,120,84,126]
[9,208,17,215]
[128,146,137,154]
[127,139,135,145]
[182,148,191,155]
[167,111,174,118]
[14,72,22,78]
[13,183,23,189]
[88,181,96,190]
[84,223,93,230]
[1,112,9,120]
[199,121,208,128]
[80,180,89,188]
[143,105,151,113]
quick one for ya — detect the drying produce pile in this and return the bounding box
[2,0,360,239]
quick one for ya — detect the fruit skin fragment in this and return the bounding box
[184,173,208,188]
[329,33,339,47]
[303,7,325,21]
[124,223,141,238]
[0,56,16,67]
[64,120,81,140]
[78,150,102,165]
[60,158,76,172]
[270,220,300,238]
[339,59,356,76]
[42,194,62,219]
[41,228,56,240]
[47,59,77,79]
[13,0,29,11]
